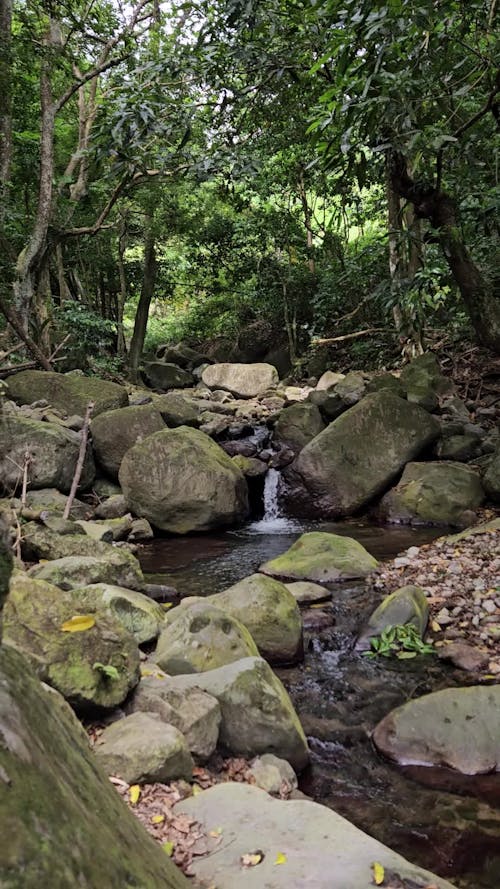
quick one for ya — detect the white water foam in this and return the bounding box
[247,468,300,534]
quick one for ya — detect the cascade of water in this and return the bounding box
[262,468,282,520]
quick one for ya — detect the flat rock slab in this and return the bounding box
[175,783,456,889]
[202,363,279,398]
[373,685,500,775]
[260,531,378,584]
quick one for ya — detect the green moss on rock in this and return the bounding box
[260,532,378,584]
[6,370,128,417]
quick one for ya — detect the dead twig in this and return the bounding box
[312,327,386,345]
[21,450,31,509]
[63,401,94,520]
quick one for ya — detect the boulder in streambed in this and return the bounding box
[373,685,500,775]
[273,402,325,453]
[119,426,249,533]
[260,531,378,584]
[2,573,140,710]
[377,462,484,526]
[94,712,193,784]
[23,487,90,518]
[154,601,259,674]
[0,415,95,493]
[174,783,456,889]
[400,352,454,411]
[20,521,132,562]
[483,449,500,503]
[129,677,221,760]
[159,656,309,771]
[284,391,440,518]
[6,369,128,417]
[202,362,279,398]
[28,550,144,592]
[356,585,429,651]
[90,403,165,478]
[143,361,193,390]
[73,583,165,644]
[153,391,204,426]
[208,573,303,665]
[0,646,190,889]
[284,581,332,604]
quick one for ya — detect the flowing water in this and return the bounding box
[139,474,500,888]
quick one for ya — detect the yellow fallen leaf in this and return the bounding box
[161,602,174,609]
[192,784,202,796]
[163,841,175,857]
[60,614,95,632]
[141,668,154,676]
[129,785,141,805]
[372,861,385,885]
[431,620,441,632]
[274,852,287,865]
[241,851,263,867]
[209,827,223,837]
[151,814,165,824]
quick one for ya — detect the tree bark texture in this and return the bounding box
[128,214,157,382]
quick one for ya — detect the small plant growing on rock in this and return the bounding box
[93,662,120,681]
[363,624,435,660]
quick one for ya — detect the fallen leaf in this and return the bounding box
[192,784,202,796]
[151,814,165,824]
[274,852,287,865]
[60,614,95,632]
[431,620,441,632]
[129,784,141,805]
[162,602,174,609]
[163,841,175,857]
[209,827,223,837]
[372,861,385,885]
[241,851,264,867]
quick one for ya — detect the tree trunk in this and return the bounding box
[0,0,12,222]
[128,214,157,383]
[116,226,128,357]
[390,151,500,353]
[298,167,315,276]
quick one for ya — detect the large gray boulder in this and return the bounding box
[160,657,309,771]
[273,402,325,453]
[21,521,128,563]
[154,601,259,674]
[202,362,279,398]
[0,415,95,493]
[356,586,429,651]
[143,361,194,390]
[400,352,453,410]
[6,369,128,417]
[74,583,165,644]
[129,678,221,760]
[373,685,500,775]
[119,426,249,533]
[0,645,189,889]
[91,404,165,478]
[208,573,303,664]
[174,783,456,889]
[260,532,378,584]
[28,550,144,592]
[94,712,194,784]
[153,392,204,426]
[377,462,484,526]
[3,573,140,710]
[284,391,440,517]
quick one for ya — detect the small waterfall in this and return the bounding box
[262,468,282,520]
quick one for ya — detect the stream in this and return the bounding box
[138,473,500,889]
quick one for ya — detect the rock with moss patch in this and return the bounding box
[28,550,144,592]
[284,391,440,518]
[372,685,500,774]
[74,583,165,644]
[249,753,298,794]
[153,392,204,426]
[91,404,165,478]
[284,581,332,604]
[0,415,95,493]
[158,656,309,771]
[6,369,128,417]
[143,362,193,390]
[129,678,221,760]
[400,353,453,410]
[208,573,303,665]
[260,532,378,584]
[95,712,193,783]
[3,573,140,710]
[356,586,429,651]
[0,645,190,889]
[154,601,259,674]
[20,521,125,562]
[24,487,90,519]
[273,402,325,453]
[378,462,484,526]
[483,450,500,503]
[119,426,249,533]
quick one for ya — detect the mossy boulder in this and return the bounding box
[20,521,126,562]
[0,645,189,889]
[154,601,259,674]
[0,511,12,613]
[28,550,144,592]
[119,426,249,533]
[161,656,309,771]
[400,352,454,411]
[0,415,95,493]
[3,573,140,710]
[208,573,303,665]
[378,462,484,526]
[153,392,204,426]
[356,586,429,651]
[24,487,90,518]
[130,679,221,760]
[284,391,440,518]
[373,685,500,774]
[260,532,378,584]
[94,712,194,784]
[6,369,128,417]
[91,404,165,478]
[74,583,165,644]
[143,362,193,390]
[483,450,500,503]
[273,402,325,453]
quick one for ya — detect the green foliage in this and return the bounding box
[363,624,435,660]
[92,662,120,682]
